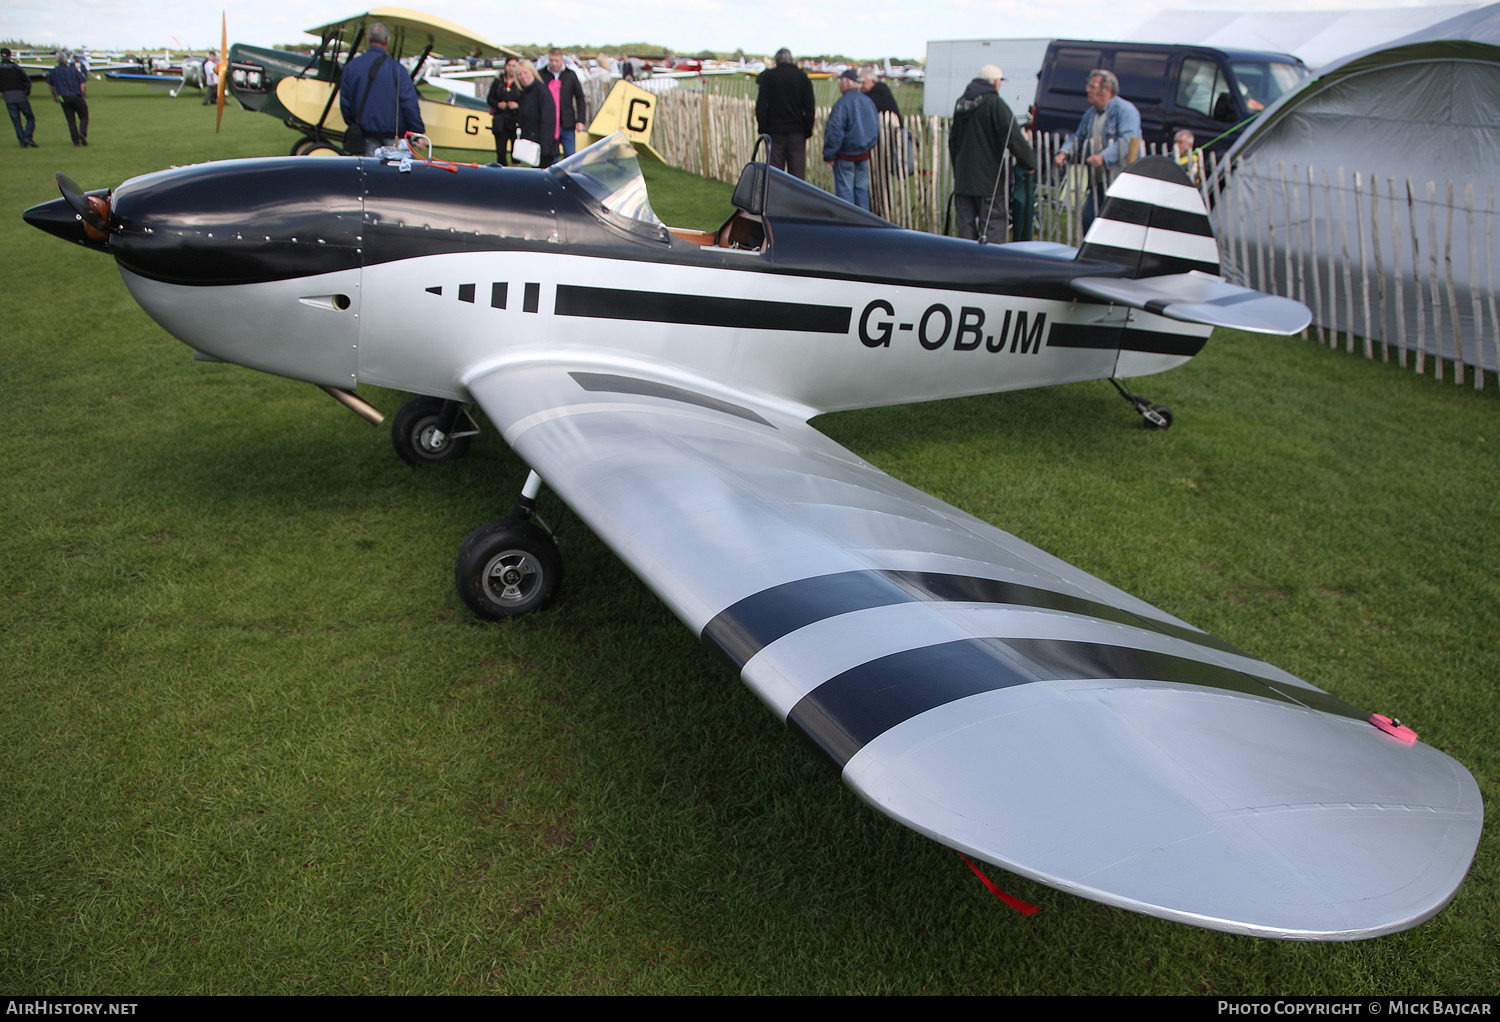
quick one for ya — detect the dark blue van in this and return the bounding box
[1031,40,1309,155]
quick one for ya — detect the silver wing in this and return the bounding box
[465,356,1481,940]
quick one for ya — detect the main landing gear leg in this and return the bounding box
[1108,378,1173,430]
[454,470,562,619]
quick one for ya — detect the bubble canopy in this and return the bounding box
[551,132,662,228]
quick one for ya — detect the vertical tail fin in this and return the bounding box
[580,79,664,162]
[1077,157,1220,279]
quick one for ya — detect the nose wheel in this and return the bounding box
[454,471,561,619]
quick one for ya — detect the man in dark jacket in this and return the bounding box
[0,48,36,148]
[339,22,424,156]
[860,67,902,127]
[755,48,815,179]
[949,65,1035,243]
[539,49,588,157]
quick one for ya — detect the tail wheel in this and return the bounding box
[1144,405,1174,430]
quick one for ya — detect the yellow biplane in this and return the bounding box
[227,5,662,159]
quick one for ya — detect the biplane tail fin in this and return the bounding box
[579,79,664,162]
[1070,157,1310,335]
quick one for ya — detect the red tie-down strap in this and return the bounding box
[959,853,1039,915]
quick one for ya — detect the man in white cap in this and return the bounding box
[949,64,1034,243]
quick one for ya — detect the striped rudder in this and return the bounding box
[1078,157,1220,279]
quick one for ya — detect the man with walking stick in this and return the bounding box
[949,64,1035,243]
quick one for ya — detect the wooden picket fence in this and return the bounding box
[1205,152,1500,387]
[644,88,1499,387]
[646,89,1175,241]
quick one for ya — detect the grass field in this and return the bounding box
[2,81,1497,995]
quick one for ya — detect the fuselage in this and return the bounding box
[32,155,1212,418]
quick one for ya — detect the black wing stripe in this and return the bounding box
[701,568,1249,670]
[789,636,1367,769]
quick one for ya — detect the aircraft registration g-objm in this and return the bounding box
[25,135,1481,941]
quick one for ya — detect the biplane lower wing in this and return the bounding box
[464,356,1482,940]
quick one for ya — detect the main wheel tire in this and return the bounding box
[1144,404,1174,430]
[392,397,472,466]
[290,137,317,156]
[455,519,562,619]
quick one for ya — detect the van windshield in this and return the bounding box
[1230,61,1307,112]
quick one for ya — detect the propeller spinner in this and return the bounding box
[54,171,112,241]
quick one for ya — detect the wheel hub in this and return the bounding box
[483,551,539,602]
[417,421,449,454]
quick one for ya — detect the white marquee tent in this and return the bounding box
[1215,4,1500,371]
[1126,4,1482,70]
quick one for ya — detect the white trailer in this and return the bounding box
[923,38,1052,120]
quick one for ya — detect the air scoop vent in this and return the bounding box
[299,294,353,311]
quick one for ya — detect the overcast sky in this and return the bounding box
[4,0,1473,57]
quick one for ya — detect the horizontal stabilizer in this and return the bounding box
[1071,271,1312,335]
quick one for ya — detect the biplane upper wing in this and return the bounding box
[305,6,517,60]
[465,355,1481,940]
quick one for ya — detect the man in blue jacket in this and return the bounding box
[1053,68,1140,231]
[339,23,424,156]
[822,69,879,211]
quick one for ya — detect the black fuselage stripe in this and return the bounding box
[569,371,773,426]
[1121,328,1210,356]
[555,284,853,333]
[788,636,1365,769]
[701,568,1249,670]
[1045,323,1120,349]
[1045,323,1209,356]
